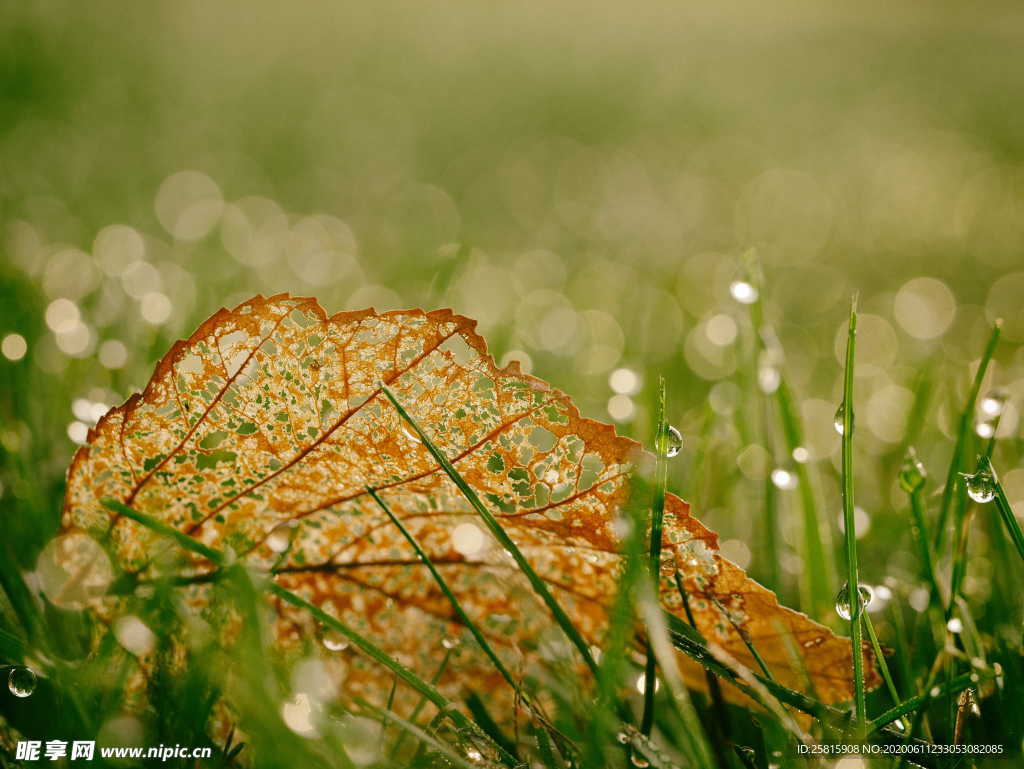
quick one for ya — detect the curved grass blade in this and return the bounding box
[381,383,599,675]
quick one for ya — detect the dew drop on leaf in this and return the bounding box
[834,582,873,620]
[266,523,293,553]
[7,666,36,698]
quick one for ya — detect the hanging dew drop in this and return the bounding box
[7,666,36,698]
[658,425,683,458]
[962,468,996,504]
[898,448,927,494]
[834,582,873,620]
[321,629,349,652]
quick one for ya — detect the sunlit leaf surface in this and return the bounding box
[62,294,875,711]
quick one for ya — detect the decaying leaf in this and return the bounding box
[61,294,876,717]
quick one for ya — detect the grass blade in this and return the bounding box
[640,376,669,737]
[101,498,469,726]
[366,487,523,696]
[983,456,1024,563]
[934,320,1001,552]
[354,697,487,769]
[381,383,599,675]
[742,254,834,618]
[839,295,866,732]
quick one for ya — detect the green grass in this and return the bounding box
[4,5,1024,762]
[0,272,1021,769]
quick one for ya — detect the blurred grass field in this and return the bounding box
[3,1,1024,766]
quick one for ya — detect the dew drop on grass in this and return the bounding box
[834,582,873,620]
[729,280,758,305]
[833,402,847,436]
[898,448,927,494]
[657,424,683,458]
[976,420,995,439]
[962,468,996,504]
[321,629,349,652]
[7,666,36,698]
[442,636,460,650]
[946,617,963,634]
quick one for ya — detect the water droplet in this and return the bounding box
[834,582,873,620]
[657,424,683,458]
[465,748,483,763]
[321,629,349,652]
[770,468,797,490]
[442,637,460,650]
[962,466,996,504]
[729,280,758,305]
[979,389,1008,419]
[266,524,293,553]
[833,402,847,436]
[929,686,941,698]
[898,448,927,494]
[946,618,963,634]
[791,446,809,464]
[976,421,995,439]
[7,666,36,698]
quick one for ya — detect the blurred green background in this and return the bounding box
[4,0,1024,628]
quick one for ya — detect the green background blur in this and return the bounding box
[4,0,1024,620]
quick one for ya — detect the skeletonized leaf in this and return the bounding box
[62,294,876,712]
